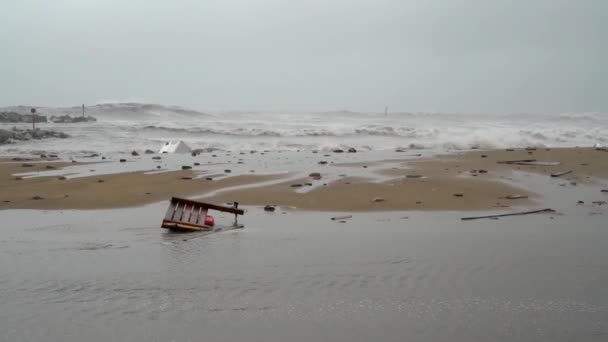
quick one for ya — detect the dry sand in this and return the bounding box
[2,147,606,211]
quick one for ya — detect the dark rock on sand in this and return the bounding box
[291,184,303,188]
[194,162,200,166]
[31,196,44,200]
[145,149,154,154]
[224,169,231,173]
[453,193,464,197]
[318,161,328,165]
[119,159,127,163]
[181,165,192,170]
[348,147,357,153]
[152,156,161,160]
[309,172,321,178]
[22,163,34,167]
[131,151,139,156]
[45,165,56,170]
[333,149,344,153]
[264,205,276,212]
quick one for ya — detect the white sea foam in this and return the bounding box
[1,103,606,154]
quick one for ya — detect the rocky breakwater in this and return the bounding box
[0,128,69,145]
[0,111,48,123]
[50,115,97,123]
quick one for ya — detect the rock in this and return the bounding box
[333,149,344,153]
[40,154,47,159]
[156,166,161,169]
[372,197,385,203]
[264,205,276,212]
[152,156,161,160]
[49,115,97,123]
[0,111,48,123]
[453,193,464,197]
[181,177,193,180]
[309,172,321,178]
[348,148,357,153]
[145,149,154,154]
[97,179,104,183]
[478,169,488,173]
[291,184,303,188]
[45,165,56,169]
[601,189,608,193]
[406,175,422,178]
[304,183,313,186]
[49,154,58,158]
[318,161,328,165]
[119,159,127,163]
[224,169,231,173]
[31,196,44,200]
[481,155,487,158]
[194,162,200,166]
[22,163,34,167]
[58,176,67,180]
[577,201,584,204]
[592,201,607,206]
[182,165,192,170]
[205,177,213,181]
[14,177,23,181]
[131,151,139,156]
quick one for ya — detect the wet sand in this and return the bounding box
[2,147,607,211]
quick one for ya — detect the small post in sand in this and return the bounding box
[30,108,36,130]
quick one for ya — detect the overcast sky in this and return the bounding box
[1,0,606,113]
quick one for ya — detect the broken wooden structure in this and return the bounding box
[161,197,244,232]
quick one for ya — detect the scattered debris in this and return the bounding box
[461,208,555,221]
[503,195,528,200]
[551,170,572,178]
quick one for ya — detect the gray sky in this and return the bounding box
[1,0,606,113]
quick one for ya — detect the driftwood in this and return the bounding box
[502,195,528,200]
[331,215,352,221]
[461,208,554,221]
[551,170,572,177]
[497,159,536,164]
[497,159,561,166]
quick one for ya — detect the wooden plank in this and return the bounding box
[182,204,193,223]
[188,206,201,224]
[497,159,536,164]
[161,221,212,232]
[461,208,554,221]
[164,201,177,221]
[514,161,561,166]
[551,170,572,177]
[171,197,244,215]
[198,208,208,224]
[174,202,184,222]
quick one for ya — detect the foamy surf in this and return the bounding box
[1,103,606,155]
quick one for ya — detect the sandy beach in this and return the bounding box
[2,147,606,211]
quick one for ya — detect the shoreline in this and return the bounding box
[2,147,607,211]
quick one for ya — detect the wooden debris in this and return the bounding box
[551,170,572,178]
[497,159,536,164]
[161,197,244,232]
[331,215,352,221]
[514,161,561,166]
[503,195,528,200]
[461,208,555,221]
